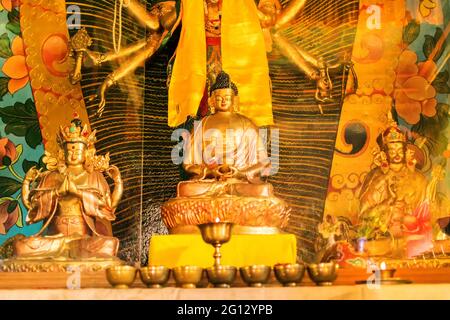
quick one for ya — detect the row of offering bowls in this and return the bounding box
[106,261,339,289]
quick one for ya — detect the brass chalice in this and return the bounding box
[274,263,306,287]
[307,261,339,286]
[198,222,234,267]
[139,266,171,288]
[206,265,237,288]
[106,265,137,289]
[240,265,271,287]
[173,266,204,288]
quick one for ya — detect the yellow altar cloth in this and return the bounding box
[148,234,297,268]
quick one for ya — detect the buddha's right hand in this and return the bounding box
[215,165,239,180]
[85,50,105,66]
[89,92,106,118]
[24,167,42,182]
[23,167,42,210]
[57,176,69,197]
[96,77,114,117]
[98,97,106,118]
[185,164,207,180]
[258,0,279,28]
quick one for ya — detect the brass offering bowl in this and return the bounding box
[307,261,339,286]
[106,265,137,289]
[371,267,412,285]
[173,266,204,288]
[139,266,171,288]
[198,222,234,266]
[239,265,271,287]
[206,265,237,288]
[274,263,306,287]
[370,264,411,285]
[379,268,396,280]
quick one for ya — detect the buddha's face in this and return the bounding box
[64,142,86,166]
[213,88,236,112]
[386,142,405,164]
[213,88,235,112]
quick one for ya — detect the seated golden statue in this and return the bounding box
[13,118,123,261]
[161,71,290,234]
[358,115,433,258]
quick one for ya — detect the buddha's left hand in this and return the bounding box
[67,176,81,197]
[106,165,122,182]
[215,165,238,179]
[258,0,279,28]
[85,50,105,66]
[96,76,115,117]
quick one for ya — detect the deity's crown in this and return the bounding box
[57,117,96,147]
[382,111,406,145]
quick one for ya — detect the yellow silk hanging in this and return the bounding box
[222,0,273,127]
[168,0,274,128]
[168,0,207,127]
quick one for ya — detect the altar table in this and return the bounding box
[1,268,450,299]
[1,284,450,300]
[148,234,297,268]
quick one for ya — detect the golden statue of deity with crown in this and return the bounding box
[2,118,124,272]
[161,71,290,234]
[357,112,435,259]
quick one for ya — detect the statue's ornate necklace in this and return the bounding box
[204,0,222,36]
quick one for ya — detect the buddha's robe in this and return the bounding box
[27,170,115,236]
[15,170,119,259]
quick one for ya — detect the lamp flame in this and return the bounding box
[380,261,387,270]
[215,217,220,223]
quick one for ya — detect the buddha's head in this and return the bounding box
[57,118,96,168]
[65,141,87,166]
[382,124,407,165]
[386,141,405,164]
[209,71,239,113]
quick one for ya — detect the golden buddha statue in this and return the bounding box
[11,118,124,266]
[161,71,290,234]
[358,114,433,258]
